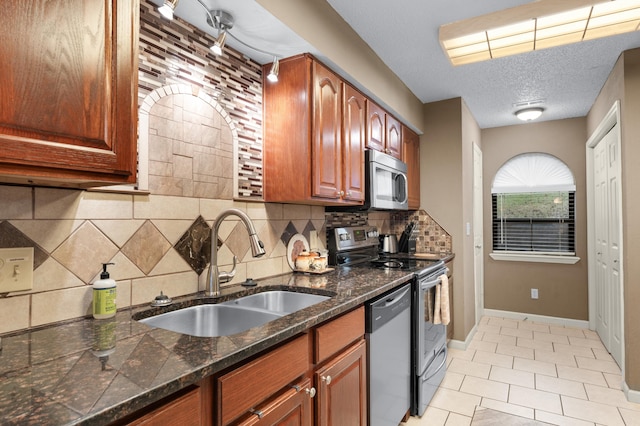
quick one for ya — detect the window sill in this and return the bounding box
[490,252,580,264]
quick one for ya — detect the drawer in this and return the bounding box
[217,334,310,425]
[314,306,364,364]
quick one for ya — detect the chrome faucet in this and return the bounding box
[206,208,266,296]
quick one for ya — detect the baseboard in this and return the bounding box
[448,324,477,351]
[623,382,640,403]
[483,309,590,329]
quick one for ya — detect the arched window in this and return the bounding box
[492,153,575,255]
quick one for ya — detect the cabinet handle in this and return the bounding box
[339,190,345,197]
[346,191,351,197]
[306,387,316,398]
[321,375,332,385]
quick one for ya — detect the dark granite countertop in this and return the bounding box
[0,260,450,426]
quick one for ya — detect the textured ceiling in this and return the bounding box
[156,0,640,129]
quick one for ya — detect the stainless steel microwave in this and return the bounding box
[365,149,408,210]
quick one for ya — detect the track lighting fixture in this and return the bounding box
[267,57,280,83]
[164,1,282,82]
[158,0,178,20]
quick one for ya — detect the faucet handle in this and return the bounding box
[219,256,238,283]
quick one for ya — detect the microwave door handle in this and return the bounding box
[394,173,408,203]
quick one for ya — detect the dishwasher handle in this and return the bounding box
[367,283,411,332]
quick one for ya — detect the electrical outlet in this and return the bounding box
[0,247,34,293]
[531,288,539,299]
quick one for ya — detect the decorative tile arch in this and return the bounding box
[138,84,240,197]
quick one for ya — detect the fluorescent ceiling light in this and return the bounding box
[515,107,544,121]
[440,0,640,66]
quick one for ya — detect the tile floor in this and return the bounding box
[402,316,640,426]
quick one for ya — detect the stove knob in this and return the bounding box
[339,234,348,241]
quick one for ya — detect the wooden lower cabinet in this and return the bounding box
[314,340,367,426]
[236,378,314,426]
[116,384,205,426]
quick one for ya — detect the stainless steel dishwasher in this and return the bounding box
[366,282,412,426]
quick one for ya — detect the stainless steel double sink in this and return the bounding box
[138,290,331,338]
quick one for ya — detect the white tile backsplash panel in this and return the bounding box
[0,295,30,334]
[0,186,33,219]
[31,286,93,327]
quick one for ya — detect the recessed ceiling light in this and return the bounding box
[440,0,640,66]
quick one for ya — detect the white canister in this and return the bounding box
[295,252,313,271]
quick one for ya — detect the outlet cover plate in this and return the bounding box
[531,288,539,299]
[0,247,34,293]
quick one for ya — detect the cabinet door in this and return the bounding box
[315,340,367,426]
[342,85,366,203]
[402,125,421,210]
[312,62,343,200]
[386,115,403,159]
[0,0,138,187]
[123,385,201,426]
[366,101,386,153]
[237,378,314,426]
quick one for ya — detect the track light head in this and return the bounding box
[158,0,178,20]
[210,31,227,55]
[267,57,280,83]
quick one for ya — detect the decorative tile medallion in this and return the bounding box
[174,216,212,275]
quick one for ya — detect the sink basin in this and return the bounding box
[138,290,331,337]
[139,304,283,337]
[221,291,330,314]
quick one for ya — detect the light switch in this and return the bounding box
[0,247,34,293]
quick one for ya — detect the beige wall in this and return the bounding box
[588,48,640,391]
[256,0,424,133]
[422,98,478,341]
[481,118,589,320]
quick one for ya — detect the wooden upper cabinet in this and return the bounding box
[402,125,421,210]
[365,101,386,153]
[262,54,364,206]
[312,62,343,200]
[366,100,403,160]
[386,115,403,159]
[342,85,366,203]
[0,0,139,187]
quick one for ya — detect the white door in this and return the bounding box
[606,127,623,366]
[473,143,484,324]
[593,124,623,367]
[593,137,610,348]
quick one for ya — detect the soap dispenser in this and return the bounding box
[93,262,116,319]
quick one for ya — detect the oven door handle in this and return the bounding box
[420,277,441,290]
[422,346,448,383]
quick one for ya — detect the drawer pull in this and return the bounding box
[249,408,264,419]
[321,375,332,385]
[306,387,316,398]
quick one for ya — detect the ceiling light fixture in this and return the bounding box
[515,107,544,121]
[440,0,640,66]
[187,1,283,82]
[267,57,280,83]
[158,0,178,20]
